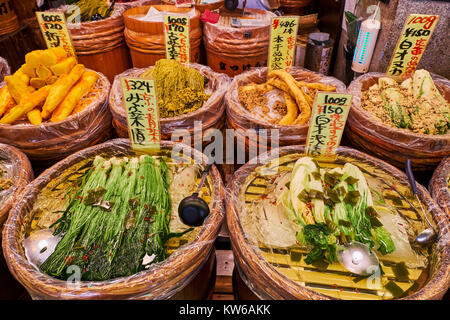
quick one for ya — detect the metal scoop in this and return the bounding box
[405,159,437,245]
[178,163,212,227]
[338,242,380,276]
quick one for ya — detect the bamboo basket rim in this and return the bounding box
[2,138,225,299]
[0,69,110,130]
[347,72,450,143]
[430,157,450,214]
[226,145,450,300]
[225,66,347,132]
[0,143,33,228]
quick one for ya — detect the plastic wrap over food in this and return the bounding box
[203,8,275,45]
[226,67,347,145]
[430,157,450,216]
[0,57,10,83]
[116,0,161,11]
[0,70,112,162]
[109,63,230,139]
[225,145,450,300]
[2,139,225,299]
[0,143,33,229]
[346,72,450,170]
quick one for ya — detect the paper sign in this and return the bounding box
[164,15,190,64]
[306,93,352,160]
[36,11,76,58]
[121,77,161,152]
[268,16,299,72]
[386,14,439,77]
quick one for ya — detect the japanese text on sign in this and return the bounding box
[164,15,190,64]
[387,14,439,77]
[268,16,299,72]
[306,93,352,160]
[36,11,76,57]
[121,77,161,152]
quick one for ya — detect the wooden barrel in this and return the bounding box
[63,7,133,83]
[346,72,450,171]
[2,138,225,299]
[123,5,202,68]
[226,145,450,300]
[279,0,312,16]
[0,143,33,229]
[430,157,450,216]
[109,63,229,145]
[225,67,346,162]
[0,0,19,36]
[116,0,161,10]
[203,9,275,77]
[0,70,112,162]
[194,1,224,13]
[11,0,46,49]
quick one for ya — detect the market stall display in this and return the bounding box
[346,71,450,171]
[226,145,450,300]
[203,8,275,77]
[0,143,33,229]
[226,67,346,160]
[2,138,225,299]
[0,48,111,162]
[279,0,312,16]
[109,60,229,144]
[430,157,450,216]
[123,5,202,68]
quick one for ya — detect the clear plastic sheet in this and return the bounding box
[115,0,161,11]
[0,70,112,162]
[0,143,33,229]
[430,157,450,216]
[225,145,450,300]
[109,63,230,139]
[226,66,347,145]
[0,56,10,83]
[2,138,225,299]
[346,72,450,170]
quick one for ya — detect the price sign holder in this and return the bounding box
[164,15,190,64]
[305,92,352,161]
[386,14,439,77]
[36,11,76,58]
[268,16,299,72]
[121,77,161,153]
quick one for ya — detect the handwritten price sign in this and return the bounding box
[306,93,352,160]
[387,14,439,77]
[164,15,190,64]
[268,16,299,72]
[121,77,161,152]
[36,11,76,58]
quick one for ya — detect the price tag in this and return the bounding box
[386,14,439,77]
[306,92,352,161]
[121,77,161,153]
[36,11,76,58]
[268,16,299,72]
[164,15,190,64]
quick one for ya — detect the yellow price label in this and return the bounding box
[36,11,76,58]
[164,15,190,64]
[306,92,352,161]
[121,77,161,153]
[386,14,439,77]
[268,16,299,72]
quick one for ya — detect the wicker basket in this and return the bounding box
[346,72,450,171]
[430,157,450,216]
[109,63,229,144]
[226,145,450,300]
[0,143,33,229]
[2,138,225,299]
[0,70,112,162]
